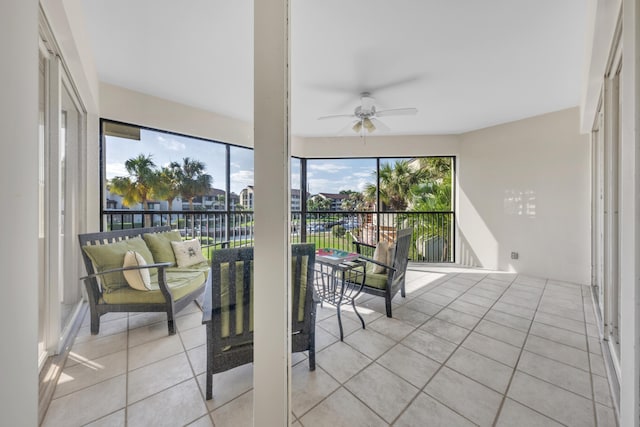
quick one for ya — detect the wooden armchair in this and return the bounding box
[351,228,412,317]
[202,243,316,400]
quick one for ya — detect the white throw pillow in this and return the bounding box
[171,239,207,268]
[372,241,389,274]
[123,251,152,291]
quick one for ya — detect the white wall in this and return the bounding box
[457,107,590,284]
[0,1,39,425]
[297,134,460,158]
[100,83,254,149]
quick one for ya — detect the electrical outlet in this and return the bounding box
[511,252,519,260]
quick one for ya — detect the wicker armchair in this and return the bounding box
[202,243,316,400]
[351,228,412,317]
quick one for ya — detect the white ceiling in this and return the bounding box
[82,0,588,137]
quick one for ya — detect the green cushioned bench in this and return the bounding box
[78,226,209,335]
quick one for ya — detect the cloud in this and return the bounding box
[352,172,372,178]
[106,163,128,179]
[308,163,349,173]
[157,136,186,151]
[230,170,254,193]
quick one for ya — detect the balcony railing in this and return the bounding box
[102,209,454,262]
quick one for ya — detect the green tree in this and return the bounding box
[339,190,365,211]
[363,160,427,211]
[152,165,181,211]
[110,154,157,210]
[172,157,213,210]
[411,158,452,211]
[307,195,331,211]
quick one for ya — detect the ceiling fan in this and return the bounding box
[318,92,418,134]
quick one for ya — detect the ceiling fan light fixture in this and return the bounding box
[363,117,375,132]
[352,121,363,133]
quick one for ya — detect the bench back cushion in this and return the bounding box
[82,237,157,292]
[143,230,183,266]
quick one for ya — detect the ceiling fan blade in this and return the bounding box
[338,120,359,135]
[317,114,356,121]
[369,117,390,132]
[376,108,418,117]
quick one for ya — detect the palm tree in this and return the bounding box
[364,160,427,211]
[152,165,181,211]
[173,157,213,210]
[110,154,157,210]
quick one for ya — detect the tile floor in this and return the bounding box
[41,264,619,426]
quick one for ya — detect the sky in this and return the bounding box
[105,127,403,195]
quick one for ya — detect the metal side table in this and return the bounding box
[314,249,366,341]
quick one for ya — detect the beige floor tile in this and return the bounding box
[196,363,253,411]
[65,332,127,368]
[53,350,127,399]
[524,334,590,371]
[590,353,607,377]
[127,378,207,427]
[596,402,618,427]
[496,398,563,427]
[466,286,502,300]
[588,336,603,355]
[180,324,207,349]
[458,292,495,308]
[345,328,396,359]
[395,392,476,427]
[401,329,457,363]
[484,309,532,332]
[431,286,464,299]
[534,311,586,335]
[420,317,470,344]
[529,322,587,351]
[291,364,340,417]
[435,307,481,330]
[392,305,433,326]
[128,352,194,404]
[517,351,592,399]
[346,362,419,423]
[318,313,362,339]
[446,346,514,393]
[492,301,536,320]
[43,375,126,427]
[128,312,167,330]
[448,299,490,317]
[315,324,339,351]
[74,317,129,344]
[368,316,415,341]
[187,343,208,375]
[425,367,503,427]
[377,343,439,388]
[128,319,173,348]
[176,311,205,332]
[419,291,455,307]
[187,414,214,427]
[128,333,184,371]
[83,409,125,427]
[508,371,595,427]
[593,374,614,407]
[210,391,253,427]
[300,387,387,427]
[317,341,372,383]
[474,319,527,348]
[404,297,443,316]
[462,332,521,367]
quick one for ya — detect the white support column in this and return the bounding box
[0,0,39,425]
[253,0,291,425]
[619,0,640,425]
